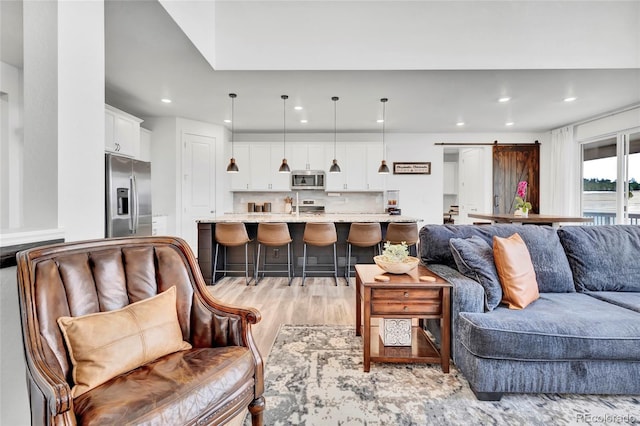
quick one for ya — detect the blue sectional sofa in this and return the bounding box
[419,224,640,400]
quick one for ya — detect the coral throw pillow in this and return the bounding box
[57,286,192,397]
[493,233,540,309]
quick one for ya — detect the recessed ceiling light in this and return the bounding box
[294,106,303,110]
[456,121,465,126]
[223,119,231,123]
[498,96,511,103]
[564,97,577,102]
[376,119,384,123]
[505,122,515,126]
[300,119,308,124]
[161,98,172,104]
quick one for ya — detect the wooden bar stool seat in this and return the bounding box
[214,222,254,285]
[345,223,382,284]
[385,222,419,255]
[302,222,339,286]
[255,223,294,285]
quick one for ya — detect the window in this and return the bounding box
[582,129,640,225]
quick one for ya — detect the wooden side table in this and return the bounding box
[355,264,452,373]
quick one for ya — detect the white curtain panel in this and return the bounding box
[548,127,581,216]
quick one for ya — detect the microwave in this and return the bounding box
[291,170,325,190]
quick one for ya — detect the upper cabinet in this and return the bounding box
[229,143,252,190]
[139,128,152,162]
[231,143,290,191]
[105,105,143,158]
[325,142,384,191]
[289,142,326,171]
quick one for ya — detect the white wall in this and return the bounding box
[215,1,640,70]
[574,106,640,142]
[22,0,58,230]
[57,0,105,242]
[0,61,24,230]
[144,116,226,239]
[159,0,216,69]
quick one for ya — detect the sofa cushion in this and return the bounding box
[586,291,640,314]
[57,286,192,397]
[449,236,502,311]
[558,225,640,292]
[493,233,539,309]
[457,293,640,361]
[73,347,255,425]
[420,224,574,293]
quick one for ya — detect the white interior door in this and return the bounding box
[458,147,488,224]
[182,133,216,253]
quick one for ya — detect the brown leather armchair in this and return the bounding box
[16,236,264,425]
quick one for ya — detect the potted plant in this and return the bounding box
[514,181,532,217]
[374,241,419,274]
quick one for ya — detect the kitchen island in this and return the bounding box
[197,214,420,284]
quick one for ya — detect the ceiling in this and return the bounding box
[3,0,640,134]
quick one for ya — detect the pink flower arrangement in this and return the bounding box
[514,181,532,213]
[517,181,527,199]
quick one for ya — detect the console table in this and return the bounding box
[355,264,451,373]
[468,213,593,227]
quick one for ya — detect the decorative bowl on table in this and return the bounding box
[374,255,420,274]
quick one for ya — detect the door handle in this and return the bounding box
[494,195,499,208]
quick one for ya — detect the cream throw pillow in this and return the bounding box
[493,233,540,309]
[57,286,192,397]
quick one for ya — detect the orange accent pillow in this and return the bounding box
[493,233,540,309]
[57,286,192,397]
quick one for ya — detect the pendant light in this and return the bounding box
[329,96,342,173]
[378,97,390,174]
[278,94,291,173]
[226,93,239,173]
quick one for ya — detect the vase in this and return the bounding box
[514,208,528,217]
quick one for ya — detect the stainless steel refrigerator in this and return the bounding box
[105,153,152,237]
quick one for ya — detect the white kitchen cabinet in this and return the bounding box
[139,128,152,162]
[325,144,346,191]
[365,142,385,191]
[232,143,290,191]
[326,142,384,191]
[105,105,142,158]
[268,143,291,191]
[229,143,251,190]
[443,161,458,194]
[289,143,326,171]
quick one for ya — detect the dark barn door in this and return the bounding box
[493,144,540,214]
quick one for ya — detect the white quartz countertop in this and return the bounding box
[197,213,420,223]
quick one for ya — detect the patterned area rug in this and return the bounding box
[247,325,639,426]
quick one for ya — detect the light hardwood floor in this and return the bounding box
[208,275,357,358]
[208,275,357,425]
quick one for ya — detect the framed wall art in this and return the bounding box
[393,162,431,175]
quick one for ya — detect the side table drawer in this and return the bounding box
[371,288,441,301]
[371,301,442,315]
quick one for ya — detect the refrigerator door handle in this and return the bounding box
[131,175,139,233]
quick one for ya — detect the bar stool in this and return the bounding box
[255,223,294,285]
[385,222,419,255]
[213,223,254,286]
[345,223,382,284]
[302,222,339,286]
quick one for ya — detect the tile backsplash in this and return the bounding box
[231,191,385,214]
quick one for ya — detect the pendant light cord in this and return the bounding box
[231,95,235,158]
[282,95,288,157]
[382,98,387,155]
[333,96,338,157]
